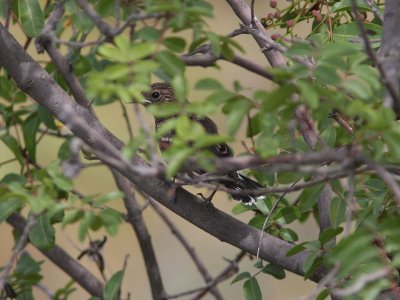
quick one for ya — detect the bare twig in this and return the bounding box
[363,157,400,207]
[35,282,54,299]
[149,199,223,300]
[182,51,275,81]
[363,0,383,22]
[332,268,390,297]
[76,0,115,38]
[192,251,246,299]
[113,173,166,300]
[118,99,134,140]
[344,172,356,236]
[0,214,37,292]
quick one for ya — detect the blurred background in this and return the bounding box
[0,1,318,299]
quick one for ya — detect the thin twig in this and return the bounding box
[363,0,383,22]
[332,268,390,297]
[113,173,166,300]
[0,214,37,292]
[363,157,400,207]
[119,99,134,140]
[149,198,223,300]
[192,251,246,299]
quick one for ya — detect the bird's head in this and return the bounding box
[142,82,176,105]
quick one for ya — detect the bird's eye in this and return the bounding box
[151,91,161,99]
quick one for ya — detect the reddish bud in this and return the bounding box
[315,14,323,22]
[311,10,319,16]
[286,19,295,27]
[273,11,281,19]
[271,34,279,41]
[270,0,277,8]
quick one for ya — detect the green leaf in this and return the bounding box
[0,1,7,18]
[320,127,336,148]
[279,227,299,242]
[243,278,262,300]
[325,230,380,278]
[15,252,42,282]
[331,0,371,13]
[246,112,263,137]
[22,113,40,163]
[232,203,254,215]
[314,65,341,85]
[227,100,251,136]
[193,134,231,149]
[256,86,295,112]
[343,79,371,99]
[157,51,185,76]
[0,198,23,223]
[262,264,286,279]
[164,37,186,52]
[273,206,300,224]
[333,23,382,48]
[58,138,72,160]
[316,289,330,300]
[248,215,266,230]
[1,134,24,166]
[330,197,346,227]
[286,242,307,257]
[303,251,319,274]
[18,0,44,37]
[319,227,343,246]
[166,148,194,178]
[79,211,94,241]
[195,78,224,90]
[38,106,57,130]
[136,26,161,42]
[231,271,251,284]
[297,81,319,109]
[299,184,324,212]
[62,209,83,227]
[29,214,56,250]
[276,172,303,184]
[53,175,73,192]
[104,270,124,300]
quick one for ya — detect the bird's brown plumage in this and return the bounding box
[143,82,263,204]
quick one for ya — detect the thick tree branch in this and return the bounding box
[378,0,400,114]
[7,214,104,298]
[0,22,325,282]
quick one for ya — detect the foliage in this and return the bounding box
[1,0,400,299]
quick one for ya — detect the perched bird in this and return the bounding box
[142,82,264,204]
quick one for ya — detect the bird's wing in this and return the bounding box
[192,115,233,157]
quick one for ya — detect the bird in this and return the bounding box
[142,82,264,205]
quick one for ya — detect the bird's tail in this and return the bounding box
[220,172,265,205]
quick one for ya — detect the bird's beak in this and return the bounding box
[128,98,152,105]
